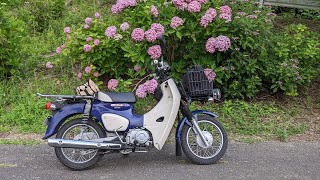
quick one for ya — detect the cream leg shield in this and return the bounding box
[143,79,181,150]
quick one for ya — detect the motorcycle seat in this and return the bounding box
[97,92,136,103]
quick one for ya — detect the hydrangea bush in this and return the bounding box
[52,0,319,98]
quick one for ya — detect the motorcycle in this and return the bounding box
[37,37,228,170]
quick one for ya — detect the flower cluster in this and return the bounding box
[150,5,158,17]
[55,44,66,54]
[105,26,117,38]
[219,5,232,22]
[46,62,53,69]
[85,17,92,25]
[64,27,71,34]
[108,79,118,91]
[170,16,184,29]
[120,22,130,32]
[136,79,158,98]
[83,44,92,52]
[173,0,207,11]
[147,45,162,59]
[145,23,165,42]
[94,39,100,46]
[134,65,141,72]
[200,8,216,28]
[247,14,257,19]
[85,66,91,73]
[111,0,137,14]
[131,28,145,42]
[205,35,231,53]
[204,68,216,82]
[86,37,93,42]
[95,12,100,18]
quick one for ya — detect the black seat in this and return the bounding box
[100,92,136,103]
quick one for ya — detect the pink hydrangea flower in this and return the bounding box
[60,44,66,49]
[105,26,117,38]
[134,65,140,72]
[93,71,99,77]
[147,45,162,59]
[151,23,165,38]
[95,12,100,18]
[84,24,90,29]
[187,1,201,13]
[200,8,217,28]
[131,28,145,42]
[46,62,53,69]
[64,27,71,34]
[85,17,92,25]
[172,0,187,10]
[86,37,93,42]
[205,37,217,53]
[136,84,148,98]
[170,16,184,29]
[107,79,118,91]
[85,66,91,73]
[56,47,62,54]
[77,72,83,79]
[120,22,130,32]
[94,39,100,46]
[205,35,231,53]
[83,44,92,52]
[198,0,208,4]
[220,5,232,14]
[145,79,158,94]
[111,0,137,14]
[219,13,232,22]
[150,5,158,17]
[145,29,158,42]
[204,68,216,82]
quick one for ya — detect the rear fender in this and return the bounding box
[175,110,218,156]
[42,103,86,139]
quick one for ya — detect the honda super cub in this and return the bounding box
[38,38,228,170]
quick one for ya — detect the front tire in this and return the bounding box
[181,115,228,165]
[54,119,106,170]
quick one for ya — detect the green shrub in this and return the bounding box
[0,3,25,78]
[52,0,319,98]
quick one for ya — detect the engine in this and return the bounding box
[125,129,151,146]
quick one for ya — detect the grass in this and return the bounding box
[0,139,42,145]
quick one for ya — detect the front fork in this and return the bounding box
[179,101,209,147]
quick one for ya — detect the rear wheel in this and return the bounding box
[54,119,105,170]
[181,115,228,165]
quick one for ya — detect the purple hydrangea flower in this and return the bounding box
[93,71,99,77]
[131,28,145,42]
[151,23,165,38]
[111,0,137,14]
[136,84,148,98]
[219,13,232,22]
[150,5,158,17]
[56,47,62,54]
[187,1,201,13]
[94,39,100,46]
[170,16,184,29]
[83,44,92,52]
[134,65,140,72]
[64,27,71,34]
[205,35,231,53]
[145,29,158,42]
[84,24,90,29]
[200,8,217,28]
[60,44,66,49]
[147,45,162,59]
[204,68,216,82]
[46,62,53,69]
[85,17,92,25]
[105,26,117,38]
[146,79,158,94]
[86,37,93,42]
[95,12,100,18]
[120,22,130,32]
[108,79,118,91]
[84,66,91,73]
[220,5,232,14]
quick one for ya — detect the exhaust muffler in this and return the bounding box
[48,139,122,150]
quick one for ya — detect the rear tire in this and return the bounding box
[181,115,228,165]
[54,119,106,170]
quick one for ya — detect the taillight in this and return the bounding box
[45,102,56,110]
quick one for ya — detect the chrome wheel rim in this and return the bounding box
[186,120,223,159]
[61,124,99,164]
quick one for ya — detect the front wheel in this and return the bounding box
[54,119,106,170]
[181,115,228,165]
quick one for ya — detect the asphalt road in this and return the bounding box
[0,142,319,180]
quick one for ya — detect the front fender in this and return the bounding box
[175,110,218,156]
[42,103,86,139]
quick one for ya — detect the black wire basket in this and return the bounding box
[181,65,213,99]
